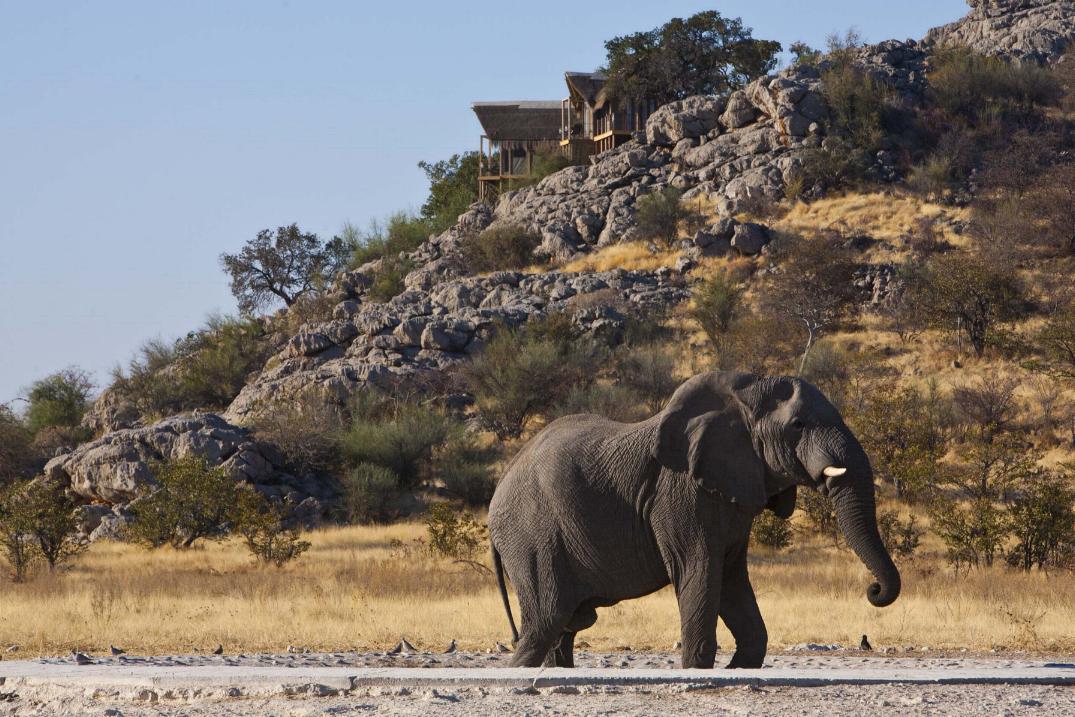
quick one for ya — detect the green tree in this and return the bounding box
[853,382,947,501]
[127,457,240,549]
[907,252,1027,357]
[1034,306,1075,380]
[0,482,36,581]
[1006,470,1075,571]
[220,224,348,314]
[24,368,94,434]
[603,10,781,104]
[418,152,481,232]
[23,480,86,571]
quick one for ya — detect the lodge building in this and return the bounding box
[473,71,658,200]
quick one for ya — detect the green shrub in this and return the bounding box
[635,187,701,248]
[795,138,873,192]
[463,320,604,439]
[751,510,793,551]
[931,496,1009,569]
[0,481,38,581]
[877,509,924,561]
[928,47,1061,125]
[348,212,433,268]
[799,489,841,547]
[127,457,239,549]
[418,152,481,233]
[461,224,541,272]
[338,399,455,491]
[514,147,576,188]
[820,59,890,151]
[112,315,271,419]
[688,272,745,351]
[424,503,487,561]
[0,407,39,483]
[365,255,413,303]
[24,368,94,434]
[339,462,400,523]
[438,437,497,506]
[550,383,647,423]
[230,490,311,567]
[1006,471,1075,571]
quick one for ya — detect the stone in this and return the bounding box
[720,90,758,129]
[44,413,327,530]
[730,222,770,256]
[924,0,1075,64]
[645,95,726,146]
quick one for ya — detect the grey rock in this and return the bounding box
[646,95,726,146]
[730,222,770,256]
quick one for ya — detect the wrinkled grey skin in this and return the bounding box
[489,371,900,669]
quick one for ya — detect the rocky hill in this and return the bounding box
[63,0,1075,533]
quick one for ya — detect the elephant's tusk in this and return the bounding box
[823,466,848,477]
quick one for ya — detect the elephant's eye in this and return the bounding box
[791,418,806,430]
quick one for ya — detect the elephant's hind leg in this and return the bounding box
[546,631,576,667]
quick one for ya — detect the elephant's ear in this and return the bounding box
[684,410,768,510]
[766,485,797,519]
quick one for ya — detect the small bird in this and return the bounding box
[286,645,307,654]
[71,651,94,666]
[444,639,457,654]
[860,634,873,651]
[5,645,19,654]
[212,644,224,655]
[495,642,512,653]
[109,645,125,656]
[388,641,403,655]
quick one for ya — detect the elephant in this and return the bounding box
[488,371,900,669]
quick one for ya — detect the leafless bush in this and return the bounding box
[951,374,1020,441]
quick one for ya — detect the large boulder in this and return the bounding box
[43,413,326,509]
[646,95,727,146]
[924,0,1075,63]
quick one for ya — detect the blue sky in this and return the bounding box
[0,0,968,406]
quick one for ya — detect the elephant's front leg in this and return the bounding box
[719,542,767,668]
[673,554,723,669]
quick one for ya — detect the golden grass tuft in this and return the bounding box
[773,191,970,245]
[2,523,1071,656]
[555,242,681,274]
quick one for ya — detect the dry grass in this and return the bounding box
[2,523,1071,657]
[773,191,970,245]
[555,242,682,273]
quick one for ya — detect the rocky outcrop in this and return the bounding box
[44,413,329,519]
[924,0,1075,63]
[225,268,689,422]
[490,64,840,259]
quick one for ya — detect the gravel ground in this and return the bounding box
[2,652,1072,716]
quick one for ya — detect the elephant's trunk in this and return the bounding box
[829,470,901,607]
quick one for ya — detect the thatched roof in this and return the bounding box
[472,101,562,142]
[565,71,607,107]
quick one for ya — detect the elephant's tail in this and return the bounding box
[491,544,519,644]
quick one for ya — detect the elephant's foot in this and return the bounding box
[680,637,718,669]
[725,650,765,669]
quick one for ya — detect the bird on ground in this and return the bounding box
[388,641,403,655]
[495,642,512,653]
[5,645,18,654]
[860,634,873,651]
[109,645,125,656]
[444,639,457,654]
[212,644,224,655]
[71,651,94,666]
